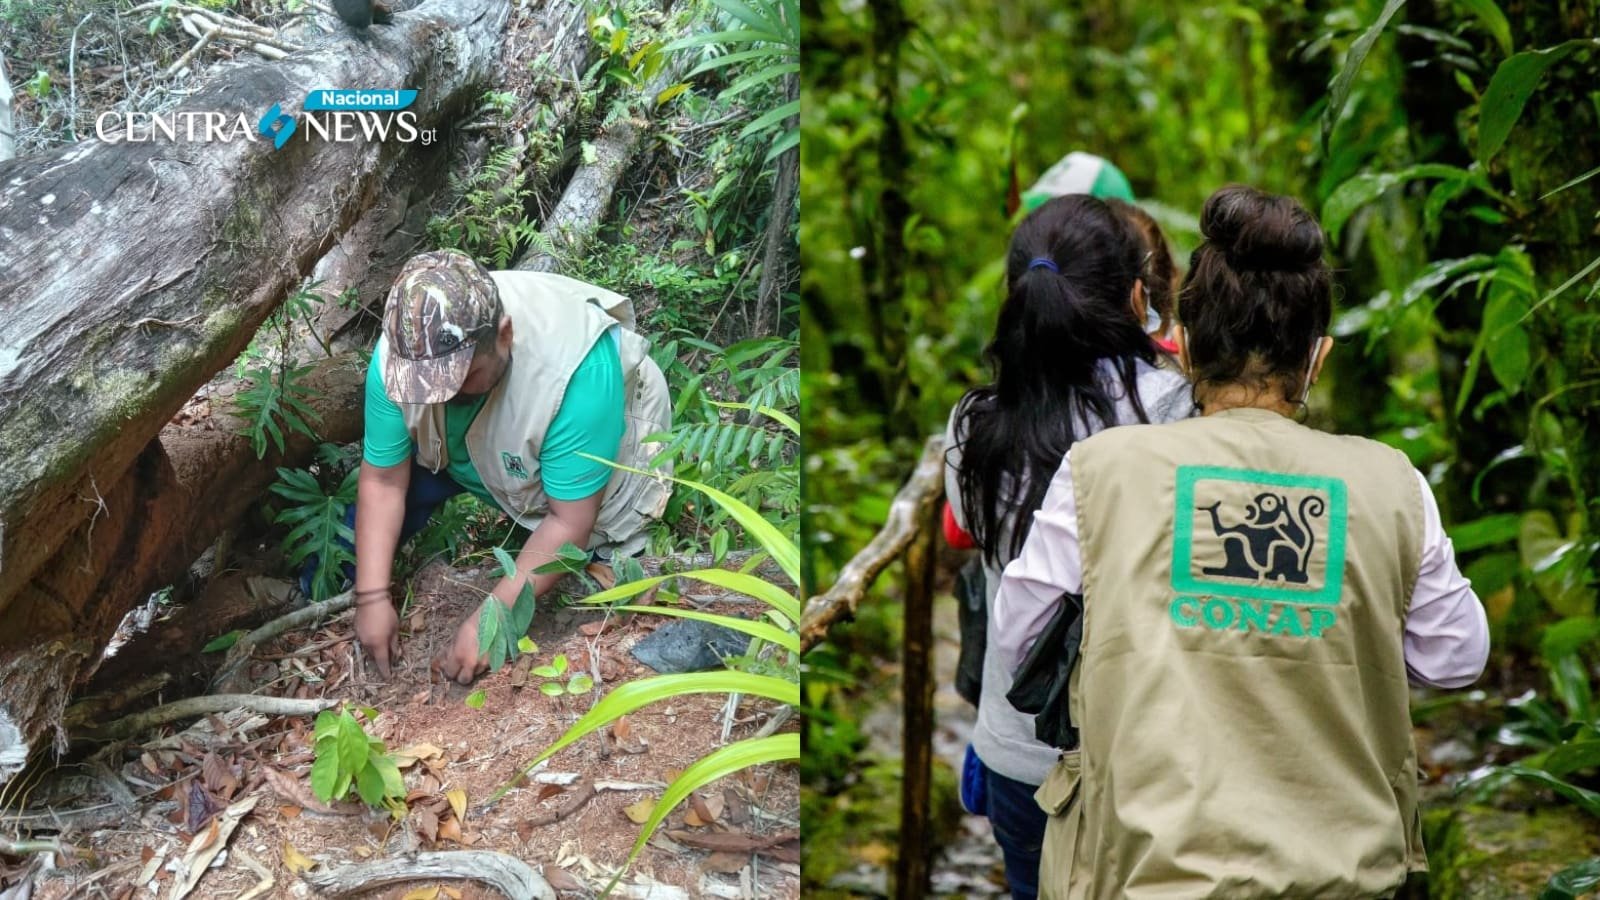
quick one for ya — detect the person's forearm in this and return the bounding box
[354,462,407,594]
[490,512,597,606]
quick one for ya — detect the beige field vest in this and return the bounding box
[389,271,672,555]
[1037,408,1426,899]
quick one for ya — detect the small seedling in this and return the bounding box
[310,705,405,813]
[476,547,537,672]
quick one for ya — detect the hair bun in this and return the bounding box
[1201,185,1324,273]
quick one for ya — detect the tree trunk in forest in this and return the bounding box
[0,49,14,163]
[751,89,798,338]
[0,0,509,781]
[514,33,692,275]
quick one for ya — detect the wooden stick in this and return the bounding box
[799,435,946,651]
[301,850,555,898]
[211,590,355,689]
[895,494,939,900]
[89,695,335,741]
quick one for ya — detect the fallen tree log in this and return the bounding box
[0,352,367,780]
[515,21,692,273]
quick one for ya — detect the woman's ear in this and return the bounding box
[1130,278,1148,329]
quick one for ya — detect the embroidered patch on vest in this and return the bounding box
[501,452,530,480]
[1170,466,1349,638]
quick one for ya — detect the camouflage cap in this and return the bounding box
[381,249,502,404]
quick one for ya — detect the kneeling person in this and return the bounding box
[352,250,671,683]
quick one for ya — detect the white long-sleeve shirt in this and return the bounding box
[993,454,1490,689]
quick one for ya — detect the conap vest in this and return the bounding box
[1037,407,1425,899]
[384,271,672,554]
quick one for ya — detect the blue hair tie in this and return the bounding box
[1028,257,1059,273]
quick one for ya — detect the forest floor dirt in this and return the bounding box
[14,559,798,900]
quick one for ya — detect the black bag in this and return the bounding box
[954,556,987,707]
[1005,592,1084,750]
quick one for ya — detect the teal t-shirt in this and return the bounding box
[363,329,626,504]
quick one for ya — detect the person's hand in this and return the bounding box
[353,590,400,679]
[435,611,490,686]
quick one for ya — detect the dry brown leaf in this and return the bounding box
[262,767,349,815]
[140,752,161,776]
[414,806,439,844]
[765,840,800,864]
[701,851,749,875]
[613,717,632,741]
[400,888,439,900]
[393,743,446,769]
[442,888,463,900]
[701,792,725,822]
[282,841,316,875]
[278,805,301,820]
[578,620,607,637]
[353,846,373,858]
[140,846,155,865]
[623,797,656,824]
[723,788,748,826]
[171,796,257,899]
[445,787,467,823]
[536,783,566,802]
[438,815,463,844]
[543,866,586,892]
[201,752,238,798]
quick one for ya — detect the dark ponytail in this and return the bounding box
[954,194,1157,566]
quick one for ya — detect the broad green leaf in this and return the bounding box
[1542,617,1600,660]
[552,654,569,675]
[532,542,591,576]
[336,714,368,774]
[1447,514,1521,552]
[517,636,538,654]
[1482,288,1531,393]
[372,754,405,798]
[712,528,731,566]
[532,665,559,678]
[1542,857,1600,899]
[1540,733,1600,778]
[1322,0,1407,148]
[1500,765,1600,818]
[606,733,800,894]
[582,567,798,624]
[310,750,340,802]
[477,596,504,666]
[1478,40,1592,163]
[355,763,385,806]
[510,582,536,636]
[1519,511,1597,617]
[1550,653,1594,724]
[465,690,487,709]
[1322,164,1474,243]
[314,710,339,744]
[492,546,518,579]
[655,82,690,106]
[609,604,798,654]
[1454,0,1512,56]
[539,682,565,697]
[567,674,594,694]
[494,672,799,801]
[738,99,799,139]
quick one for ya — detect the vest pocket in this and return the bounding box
[1036,751,1085,900]
[1035,750,1082,816]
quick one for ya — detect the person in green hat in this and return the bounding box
[334,249,672,683]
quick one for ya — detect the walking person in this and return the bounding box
[995,185,1490,899]
[944,193,1193,900]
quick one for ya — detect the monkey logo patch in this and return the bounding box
[1171,467,1348,630]
[501,452,530,480]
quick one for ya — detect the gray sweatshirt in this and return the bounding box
[943,356,1193,785]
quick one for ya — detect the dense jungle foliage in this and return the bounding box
[801,0,1600,893]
